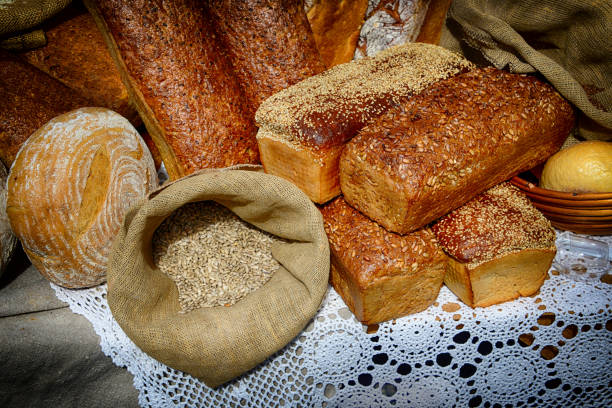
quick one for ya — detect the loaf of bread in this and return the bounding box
[306,0,369,67]
[0,50,90,168]
[320,196,447,325]
[0,162,17,277]
[354,0,430,59]
[6,108,158,288]
[84,0,259,180]
[340,67,575,234]
[19,3,140,126]
[431,183,557,308]
[209,0,325,111]
[255,42,472,204]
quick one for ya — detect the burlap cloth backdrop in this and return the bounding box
[0,0,71,50]
[440,0,612,140]
[107,166,330,388]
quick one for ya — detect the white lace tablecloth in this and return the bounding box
[51,236,612,408]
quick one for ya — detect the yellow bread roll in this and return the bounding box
[540,141,612,193]
[7,108,158,288]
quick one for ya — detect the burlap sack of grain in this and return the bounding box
[107,166,330,387]
[440,0,612,141]
[0,0,71,50]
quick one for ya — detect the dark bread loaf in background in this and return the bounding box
[209,0,325,111]
[86,0,325,180]
[321,196,447,325]
[431,183,557,308]
[19,2,141,126]
[0,50,90,168]
[85,0,260,180]
[340,67,575,234]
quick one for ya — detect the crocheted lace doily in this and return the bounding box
[52,234,612,408]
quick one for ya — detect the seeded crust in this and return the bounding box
[431,183,556,268]
[320,196,447,324]
[340,67,575,234]
[256,42,473,151]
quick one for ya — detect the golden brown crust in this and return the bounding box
[415,0,453,45]
[340,67,575,234]
[87,0,259,179]
[307,0,368,68]
[19,4,140,126]
[256,42,472,151]
[320,196,447,324]
[0,50,89,168]
[210,0,325,111]
[432,183,556,267]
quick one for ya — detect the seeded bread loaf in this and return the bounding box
[6,108,158,288]
[340,67,575,234]
[0,50,90,168]
[84,0,259,180]
[431,183,556,308]
[321,196,447,325]
[209,0,325,111]
[255,42,472,204]
[19,3,140,126]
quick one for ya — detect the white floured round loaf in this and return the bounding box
[6,107,158,288]
[1,162,17,276]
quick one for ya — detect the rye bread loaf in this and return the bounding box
[0,50,90,168]
[19,3,140,126]
[255,42,472,204]
[84,0,259,180]
[321,196,447,325]
[209,0,325,111]
[6,108,158,288]
[431,183,556,308]
[340,67,575,234]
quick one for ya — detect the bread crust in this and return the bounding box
[0,50,89,168]
[85,0,259,179]
[210,0,325,111]
[256,43,472,203]
[20,4,140,126]
[432,183,557,308]
[321,196,447,324]
[340,67,575,233]
[6,108,158,288]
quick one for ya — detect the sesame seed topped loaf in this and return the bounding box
[320,196,447,325]
[255,42,473,204]
[340,67,575,234]
[431,183,557,308]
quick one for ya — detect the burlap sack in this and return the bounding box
[0,0,71,50]
[440,0,612,140]
[107,166,330,387]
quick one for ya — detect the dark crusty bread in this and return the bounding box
[431,183,556,308]
[340,67,575,234]
[210,0,325,111]
[84,0,259,180]
[19,3,140,126]
[256,42,473,204]
[321,196,447,325]
[0,50,90,168]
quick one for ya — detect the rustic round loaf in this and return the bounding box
[6,107,158,288]
[1,162,17,277]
